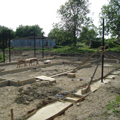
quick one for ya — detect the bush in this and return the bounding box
[90,40,102,48]
[106,38,119,48]
[0,53,3,62]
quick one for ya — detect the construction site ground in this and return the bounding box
[0,51,120,120]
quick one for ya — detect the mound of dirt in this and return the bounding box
[15,82,61,105]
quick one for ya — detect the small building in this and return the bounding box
[11,36,56,48]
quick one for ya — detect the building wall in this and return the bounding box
[11,39,56,48]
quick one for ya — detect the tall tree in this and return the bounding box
[15,25,43,38]
[100,0,120,38]
[48,23,73,45]
[57,0,90,47]
[79,25,98,45]
[0,26,15,49]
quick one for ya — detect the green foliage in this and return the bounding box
[15,25,43,38]
[107,101,117,110]
[48,23,73,46]
[107,47,120,52]
[113,109,119,115]
[57,0,90,47]
[105,95,120,116]
[79,26,98,46]
[0,25,15,49]
[90,40,102,48]
[115,95,120,102]
[100,0,120,37]
[106,38,119,48]
[0,53,3,62]
[76,42,86,48]
[50,45,95,54]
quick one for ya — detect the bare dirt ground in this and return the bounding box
[0,51,120,120]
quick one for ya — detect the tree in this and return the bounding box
[57,0,90,47]
[15,25,44,38]
[48,23,73,45]
[79,25,98,45]
[0,26,15,49]
[100,0,120,38]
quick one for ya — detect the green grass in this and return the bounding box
[107,47,120,52]
[3,42,120,55]
[104,95,120,116]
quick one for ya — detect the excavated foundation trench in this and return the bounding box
[0,56,120,120]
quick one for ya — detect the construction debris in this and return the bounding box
[67,73,76,78]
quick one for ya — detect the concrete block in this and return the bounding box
[1,71,6,74]
[12,81,18,86]
[44,60,51,64]
[24,79,31,84]
[30,78,36,83]
[0,80,8,87]
[67,73,76,78]
[81,86,91,95]
[0,78,6,81]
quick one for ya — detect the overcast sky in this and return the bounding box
[0,0,108,36]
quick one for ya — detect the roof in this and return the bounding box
[12,36,54,40]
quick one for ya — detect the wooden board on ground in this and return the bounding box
[36,75,56,82]
[27,101,72,120]
[105,75,117,79]
[104,64,113,67]
[111,71,120,75]
[65,97,80,102]
[90,79,111,92]
[90,82,102,92]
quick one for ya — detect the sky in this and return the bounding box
[0,0,108,36]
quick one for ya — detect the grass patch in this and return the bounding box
[103,95,120,116]
[107,47,120,52]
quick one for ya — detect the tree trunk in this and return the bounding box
[73,31,76,47]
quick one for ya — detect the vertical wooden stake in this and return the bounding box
[11,109,14,120]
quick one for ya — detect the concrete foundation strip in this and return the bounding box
[0,62,63,76]
[50,63,91,78]
[0,57,55,66]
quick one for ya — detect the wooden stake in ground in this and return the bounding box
[11,109,14,120]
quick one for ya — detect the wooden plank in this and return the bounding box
[36,76,56,82]
[105,75,117,79]
[65,97,80,102]
[111,71,120,75]
[27,101,72,120]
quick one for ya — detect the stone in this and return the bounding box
[44,60,51,64]
[77,103,80,106]
[67,73,76,78]
[81,86,91,94]
[25,101,30,105]
[18,88,24,92]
